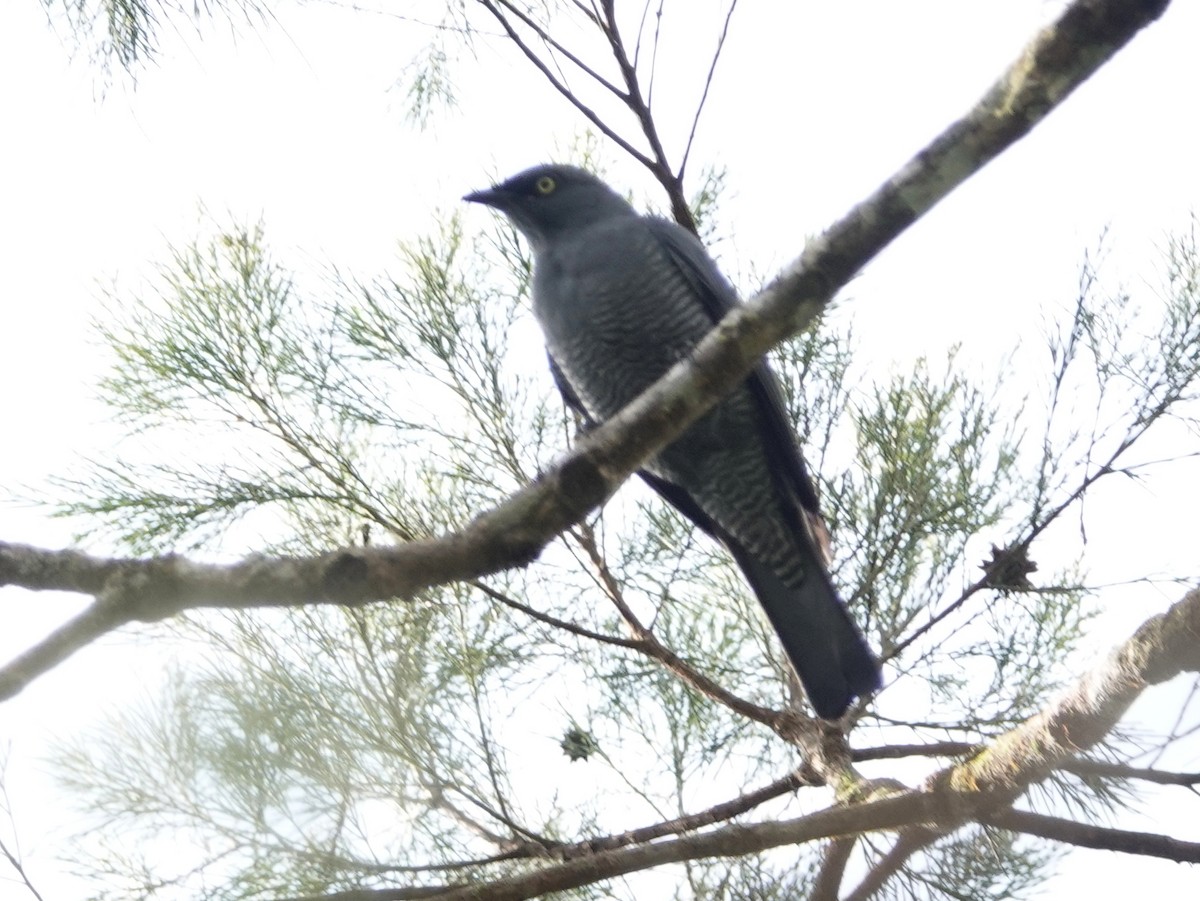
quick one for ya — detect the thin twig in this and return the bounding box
[597,0,694,229]
[1062,758,1200,787]
[475,0,654,169]
[493,0,626,99]
[679,0,738,180]
[470,579,643,649]
[0,838,45,901]
[554,769,817,860]
[569,522,783,727]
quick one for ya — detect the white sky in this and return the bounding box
[1,0,1199,897]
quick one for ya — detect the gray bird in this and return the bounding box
[465,164,881,718]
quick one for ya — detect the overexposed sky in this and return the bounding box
[1,1,1198,897]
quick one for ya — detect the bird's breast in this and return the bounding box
[533,224,712,419]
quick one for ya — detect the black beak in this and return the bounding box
[463,186,502,207]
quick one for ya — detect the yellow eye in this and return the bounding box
[535,175,557,195]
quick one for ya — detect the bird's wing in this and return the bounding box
[549,348,727,541]
[547,352,592,422]
[548,215,828,554]
[643,218,825,527]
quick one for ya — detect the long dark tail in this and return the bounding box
[728,541,881,719]
[633,470,879,716]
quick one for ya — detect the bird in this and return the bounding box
[465,164,881,718]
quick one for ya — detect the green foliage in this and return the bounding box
[55,213,552,554]
[398,35,461,128]
[46,0,269,73]
[1031,226,1200,532]
[842,350,1015,634]
[26,3,1200,899]
[55,593,541,899]
[47,206,1200,898]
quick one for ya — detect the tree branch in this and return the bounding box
[981,807,1200,863]
[474,0,655,170]
[853,741,975,762]
[1061,758,1200,787]
[934,587,1200,801]
[550,769,817,861]
[809,836,855,901]
[405,792,940,901]
[267,584,1200,901]
[678,0,738,181]
[0,0,1172,700]
[470,579,644,650]
[841,828,940,901]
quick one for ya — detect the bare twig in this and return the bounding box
[470,579,644,650]
[569,522,782,727]
[0,837,45,901]
[492,0,625,99]
[679,0,739,180]
[450,784,554,850]
[596,0,694,229]
[474,1,655,169]
[553,769,817,860]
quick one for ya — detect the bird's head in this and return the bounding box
[464,164,636,251]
